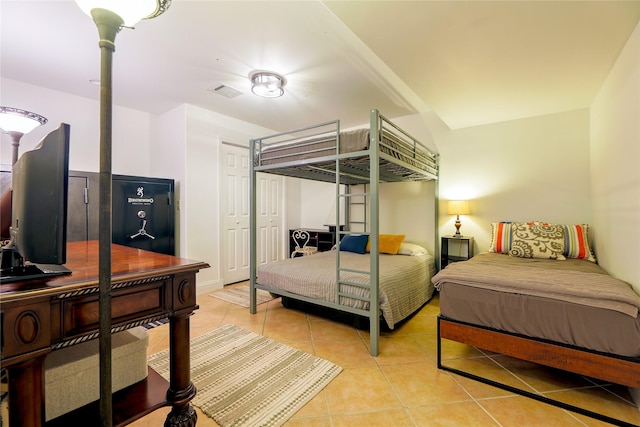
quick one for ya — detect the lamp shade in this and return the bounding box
[0,107,47,135]
[75,0,170,27]
[447,200,470,215]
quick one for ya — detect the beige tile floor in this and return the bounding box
[131,285,640,427]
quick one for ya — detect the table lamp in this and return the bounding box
[447,200,470,237]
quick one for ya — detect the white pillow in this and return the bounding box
[397,242,428,256]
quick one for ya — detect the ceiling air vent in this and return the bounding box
[208,84,243,98]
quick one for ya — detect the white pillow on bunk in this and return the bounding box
[397,242,428,256]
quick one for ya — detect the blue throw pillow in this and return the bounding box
[339,234,369,254]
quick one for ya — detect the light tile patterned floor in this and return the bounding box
[131,284,640,427]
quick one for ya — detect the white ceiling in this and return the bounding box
[1,0,639,132]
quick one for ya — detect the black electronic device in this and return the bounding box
[1,123,72,283]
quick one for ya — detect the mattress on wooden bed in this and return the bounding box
[433,252,640,357]
[257,250,436,329]
[256,128,437,176]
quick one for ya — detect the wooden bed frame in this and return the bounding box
[438,316,640,427]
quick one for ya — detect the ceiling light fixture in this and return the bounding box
[250,71,286,98]
[0,106,48,165]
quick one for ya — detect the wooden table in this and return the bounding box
[0,241,209,427]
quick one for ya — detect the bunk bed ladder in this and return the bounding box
[336,187,374,317]
[336,266,372,314]
[344,184,368,233]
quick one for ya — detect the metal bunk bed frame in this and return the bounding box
[249,109,439,356]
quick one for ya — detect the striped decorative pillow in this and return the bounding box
[489,222,513,254]
[563,224,596,262]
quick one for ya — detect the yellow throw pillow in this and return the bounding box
[366,234,406,255]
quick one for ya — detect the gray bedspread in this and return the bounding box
[432,253,640,318]
[257,250,435,328]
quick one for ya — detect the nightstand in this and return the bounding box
[441,235,474,268]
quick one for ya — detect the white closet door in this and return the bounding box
[221,143,283,284]
[256,172,283,266]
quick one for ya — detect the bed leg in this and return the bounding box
[370,314,380,357]
[437,316,443,369]
[630,387,640,409]
[249,281,257,315]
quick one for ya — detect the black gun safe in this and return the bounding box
[111,174,175,255]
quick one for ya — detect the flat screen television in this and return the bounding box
[0,123,72,283]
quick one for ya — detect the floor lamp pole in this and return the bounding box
[90,8,123,427]
[8,132,22,166]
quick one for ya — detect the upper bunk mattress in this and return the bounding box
[254,128,438,180]
[257,250,436,329]
[432,252,640,357]
[257,129,370,164]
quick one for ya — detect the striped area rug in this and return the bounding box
[210,284,276,307]
[147,324,342,427]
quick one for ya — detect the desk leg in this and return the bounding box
[165,312,197,427]
[8,356,46,427]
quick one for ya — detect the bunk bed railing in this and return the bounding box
[254,120,340,165]
[252,111,438,184]
[376,113,438,179]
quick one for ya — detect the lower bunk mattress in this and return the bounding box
[432,252,640,357]
[257,250,436,329]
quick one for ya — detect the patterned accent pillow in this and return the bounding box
[489,222,513,254]
[509,222,566,260]
[563,224,596,262]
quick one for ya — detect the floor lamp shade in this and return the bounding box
[0,107,47,135]
[0,106,47,165]
[76,0,170,27]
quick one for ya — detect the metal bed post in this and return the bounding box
[343,185,350,231]
[334,120,342,326]
[369,109,381,357]
[434,163,440,271]
[249,138,258,314]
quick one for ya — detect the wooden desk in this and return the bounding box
[0,241,209,427]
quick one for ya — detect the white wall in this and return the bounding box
[1,79,151,175]
[152,106,188,254]
[284,177,302,232]
[300,180,339,229]
[590,21,640,294]
[425,108,592,254]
